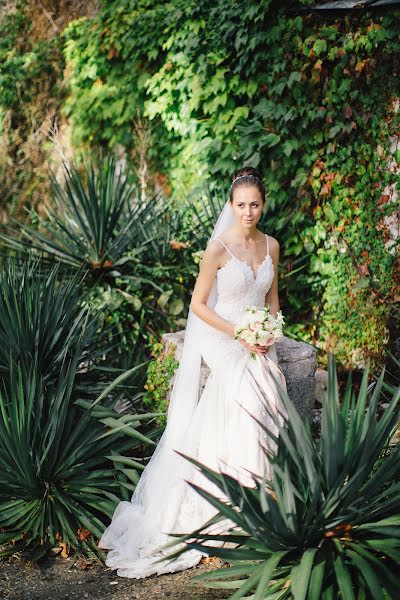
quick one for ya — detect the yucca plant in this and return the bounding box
[0,155,197,364]
[0,336,161,560]
[159,354,400,599]
[0,256,110,398]
[0,154,169,274]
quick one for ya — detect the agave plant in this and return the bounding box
[0,256,107,394]
[0,155,198,362]
[0,154,169,274]
[0,326,162,560]
[159,354,400,599]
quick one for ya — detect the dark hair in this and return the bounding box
[229,166,265,203]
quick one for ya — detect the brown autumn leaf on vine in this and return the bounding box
[107,47,118,60]
[320,183,331,197]
[325,171,336,182]
[355,60,368,73]
[311,71,321,84]
[378,193,390,205]
[314,59,323,72]
[343,105,352,119]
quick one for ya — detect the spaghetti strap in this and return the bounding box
[215,238,235,259]
[265,234,269,256]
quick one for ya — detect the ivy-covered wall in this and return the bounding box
[0,0,95,217]
[0,0,399,369]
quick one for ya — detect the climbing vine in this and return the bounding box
[0,0,399,369]
[143,340,179,426]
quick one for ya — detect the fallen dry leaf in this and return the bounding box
[200,556,222,565]
[59,542,69,558]
[77,527,91,541]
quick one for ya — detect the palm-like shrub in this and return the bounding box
[0,257,104,394]
[162,354,400,599]
[0,255,161,558]
[0,354,159,559]
[0,155,198,366]
[0,154,168,273]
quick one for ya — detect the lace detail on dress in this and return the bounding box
[214,233,274,320]
[199,234,274,372]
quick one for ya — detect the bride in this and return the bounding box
[98,166,288,578]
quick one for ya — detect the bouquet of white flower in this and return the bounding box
[234,305,284,359]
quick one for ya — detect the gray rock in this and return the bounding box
[315,368,328,405]
[162,331,317,420]
[275,336,317,420]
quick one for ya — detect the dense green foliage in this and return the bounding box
[62,1,400,367]
[0,0,399,569]
[0,154,197,369]
[143,341,179,426]
[0,258,160,558]
[0,1,67,214]
[0,0,398,371]
[164,355,400,598]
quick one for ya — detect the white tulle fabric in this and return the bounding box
[98,200,288,578]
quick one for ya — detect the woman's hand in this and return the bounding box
[237,337,275,355]
[228,322,275,356]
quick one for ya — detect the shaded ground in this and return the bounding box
[0,555,231,600]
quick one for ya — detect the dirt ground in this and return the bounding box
[0,555,232,600]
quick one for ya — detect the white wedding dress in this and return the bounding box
[98,232,288,578]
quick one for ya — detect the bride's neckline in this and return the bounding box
[216,234,272,280]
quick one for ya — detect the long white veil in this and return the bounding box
[99,199,237,565]
[165,199,237,447]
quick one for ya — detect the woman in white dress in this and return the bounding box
[98,166,288,578]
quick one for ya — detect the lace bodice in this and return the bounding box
[199,234,275,371]
[213,234,274,322]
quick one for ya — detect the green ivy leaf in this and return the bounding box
[169,299,184,316]
[157,289,173,309]
[313,39,327,56]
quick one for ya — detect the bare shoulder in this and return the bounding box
[266,234,280,251]
[202,238,226,268]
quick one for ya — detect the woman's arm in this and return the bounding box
[191,240,236,338]
[265,237,280,317]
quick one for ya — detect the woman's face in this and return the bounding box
[230,186,264,229]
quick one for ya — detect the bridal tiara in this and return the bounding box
[230,174,262,188]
